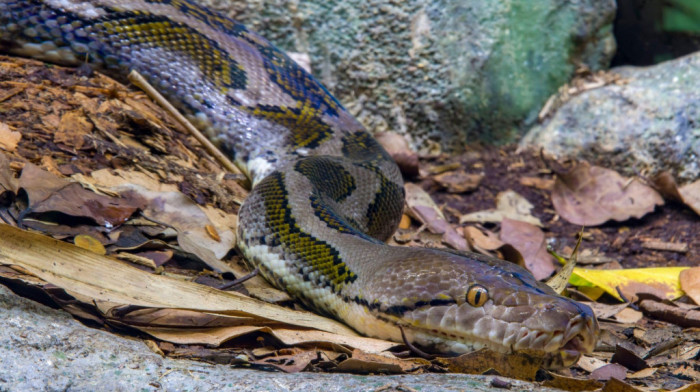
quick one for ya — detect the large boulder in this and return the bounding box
[521,52,700,182]
[197,0,616,153]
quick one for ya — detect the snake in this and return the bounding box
[0,0,598,368]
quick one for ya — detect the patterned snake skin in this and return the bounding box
[0,0,598,367]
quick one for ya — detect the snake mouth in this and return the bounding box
[540,314,598,369]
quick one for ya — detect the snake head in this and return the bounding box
[361,248,599,369]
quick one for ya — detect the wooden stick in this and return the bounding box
[127,70,242,176]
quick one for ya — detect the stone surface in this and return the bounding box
[196,0,616,153]
[0,284,563,392]
[521,51,700,182]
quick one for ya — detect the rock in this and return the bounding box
[195,0,616,153]
[0,284,562,391]
[521,52,700,182]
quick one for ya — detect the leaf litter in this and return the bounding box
[0,56,698,388]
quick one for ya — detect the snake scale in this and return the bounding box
[0,0,598,368]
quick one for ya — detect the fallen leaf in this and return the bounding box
[540,371,603,391]
[585,302,630,320]
[404,183,467,250]
[601,377,644,392]
[74,234,107,255]
[19,164,141,227]
[0,223,357,336]
[653,172,700,216]
[460,190,543,227]
[614,308,643,324]
[590,363,627,381]
[251,349,317,373]
[0,122,21,152]
[86,169,237,273]
[433,170,483,193]
[679,180,700,216]
[577,355,608,373]
[551,162,663,226]
[375,131,419,177]
[335,349,425,374]
[570,267,690,302]
[435,348,544,381]
[611,344,648,371]
[546,230,582,293]
[499,218,555,280]
[680,267,700,305]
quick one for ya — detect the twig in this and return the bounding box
[127,70,242,176]
[218,267,259,291]
[398,325,434,360]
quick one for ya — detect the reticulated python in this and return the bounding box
[0,0,598,368]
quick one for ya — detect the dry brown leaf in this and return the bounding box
[679,180,700,216]
[251,349,317,373]
[499,218,555,280]
[551,162,663,226]
[680,267,700,305]
[0,153,18,197]
[653,172,700,217]
[585,302,630,320]
[375,131,419,177]
[0,224,358,336]
[459,190,543,227]
[86,169,237,273]
[577,355,608,373]
[590,363,627,381]
[433,170,483,193]
[19,164,141,227]
[614,308,643,324]
[335,349,425,374]
[463,226,523,265]
[0,122,21,152]
[540,371,603,391]
[601,377,644,392]
[404,183,467,250]
[435,348,544,381]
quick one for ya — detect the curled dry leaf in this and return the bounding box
[499,218,555,280]
[680,267,700,305]
[460,190,543,227]
[551,162,663,226]
[375,131,419,177]
[653,172,700,217]
[404,183,467,250]
[463,226,523,266]
[87,168,237,273]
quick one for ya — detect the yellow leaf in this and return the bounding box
[570,266,690,302]
[74,234,106,255]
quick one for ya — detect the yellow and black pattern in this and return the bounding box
[258,172,357,292]
[0,0,599,366]
[93,13,248,92]
[249,101,333,149]
[294,157,356,202]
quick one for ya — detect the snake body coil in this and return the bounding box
[0,0,598,367]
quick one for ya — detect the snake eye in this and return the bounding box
[466,284,488,307]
